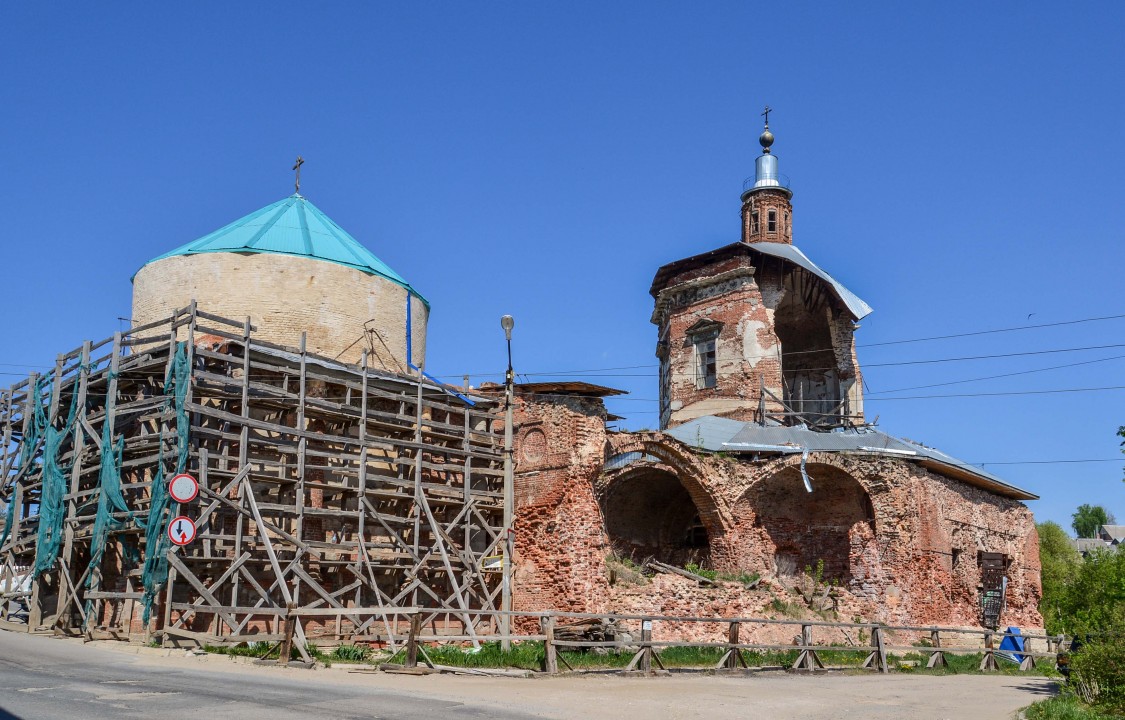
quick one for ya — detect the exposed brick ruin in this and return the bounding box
[508,122,1042,640]
[509,399,1043,638]
[652,245,865,430]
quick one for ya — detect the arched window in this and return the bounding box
[687,320,721,390]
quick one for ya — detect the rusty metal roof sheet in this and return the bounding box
[665,416,1036,501]
[649,242,873,320]
[746,242,873,320]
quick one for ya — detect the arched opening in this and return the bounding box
[775,268,841,426]
[747,463,875,584]
[602,465,711,567]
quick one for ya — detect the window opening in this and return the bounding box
[684,514,708,548]
[768,209,777,232]
[751,210,759,234]
[695,338,716,389]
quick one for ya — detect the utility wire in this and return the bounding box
[6,312,1125,381]
[859,312,1125,348]
[865,353,1125,395]
[432,340,1125,381]
[864,385,1125,400]
[975,459,1123,466]
[431,311,1125,379]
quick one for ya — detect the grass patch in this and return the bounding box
[684,563,760,586]
[331,644,371,662]
[203,641,278,659]
[767,597,805,617]
[1024,695,1120,720]
[381,642,876,671]
[888,650,1056,677]
[202,640,331,664]
[413,641,544,670]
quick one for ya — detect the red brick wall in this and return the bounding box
[510,408,1043,636]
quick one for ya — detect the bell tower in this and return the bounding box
[741,109,793,245]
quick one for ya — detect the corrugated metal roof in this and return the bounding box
[747,242,873,320]
[649,241,873,321]
[138,194,428,306]
[665,416,1037,500]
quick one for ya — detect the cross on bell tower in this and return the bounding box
[740,107,792,244]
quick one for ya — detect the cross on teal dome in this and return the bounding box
[139,194,428,306]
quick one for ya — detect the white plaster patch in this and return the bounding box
[739,319,775,368]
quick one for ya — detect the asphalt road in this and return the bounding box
[0,629,1058,720]
[0,631,533,720]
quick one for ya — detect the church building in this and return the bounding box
[0,120,1043,649]
[507,117,1043,635]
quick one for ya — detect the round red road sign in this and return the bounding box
[168,473,199,503]
[168,515,197,546]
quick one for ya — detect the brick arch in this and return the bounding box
[599,462,714,567]
[739,457,878,584]
[600,435,735,568]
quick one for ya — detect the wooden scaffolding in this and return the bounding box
[0,305,505,650]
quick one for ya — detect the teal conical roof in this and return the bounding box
[141,194,428,306]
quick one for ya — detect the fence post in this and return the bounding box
[793,623,824,671]
[541,614,558,675]
[862,626,887,673]
[640,618,652,673]
[875,625,888,673]
[405,612,421,669]
[1019,635,1036,671]
[926,629,947,669]
[979,630,999,672]
[278,602,296,665]
[720,621,747,670]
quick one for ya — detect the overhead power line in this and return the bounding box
[865,353,1125,394]
[864,385,1125,400]
[859,312,1125,348]
[975,459,1123,466]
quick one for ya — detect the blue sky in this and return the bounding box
[1,2,1122,531]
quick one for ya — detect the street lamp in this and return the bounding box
[500,314,515,651]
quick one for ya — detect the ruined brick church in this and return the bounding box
[0,122,1042,645]
[507,119,1043,631]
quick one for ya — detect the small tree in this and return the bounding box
[1119,425,1124,482]
[1072,504,1115,539]
[1037,521,1079,634]
[1058,547,1125,714]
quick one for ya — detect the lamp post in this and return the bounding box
[500,314,515,651]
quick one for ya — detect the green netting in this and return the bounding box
[32,376,81,576]
[141,342,190,624]
[81,366,144,626]
[1,383,45,555]
[79,342,190,627]
[0,492,14,552]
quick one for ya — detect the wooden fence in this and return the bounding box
[247,606,1061,675]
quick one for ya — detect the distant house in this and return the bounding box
[1072,537,1111,556]
[1097,525,1125,545]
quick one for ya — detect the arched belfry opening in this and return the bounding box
[601,464,712,567]
[774,268,841,426]
[745,463,875,583]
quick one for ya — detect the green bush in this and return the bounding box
[1069,636,1125,715]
